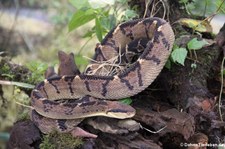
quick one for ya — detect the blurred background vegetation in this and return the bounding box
[0,0,138,148]
[0,0,225,148]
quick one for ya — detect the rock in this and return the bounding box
[7,120,41,149]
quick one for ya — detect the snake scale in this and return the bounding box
[30,17,175,134]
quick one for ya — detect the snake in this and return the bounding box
[30,17,175,134]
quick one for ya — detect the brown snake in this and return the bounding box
[30,17,175,134]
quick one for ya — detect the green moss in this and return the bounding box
[17,110,30,121]
[0,58,31,82]
[0,62,15,79]
[40,131,83,149]
[25,61,48,84]
[0,58,49,85]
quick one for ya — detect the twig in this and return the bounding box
[143,0,153,18]
[218,55,225,122]
[159,0,167,19]
[187,0,225,35]
[185,57,201,64]
[15,101,34,109]
[139,123,167,133]
[149,0,167,19]
[193,0,225,30]
[151,1,162,17]
[216,0,225,13]
[78,36,95,55]
[83,44,127,76]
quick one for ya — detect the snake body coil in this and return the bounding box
[31,17,175,134]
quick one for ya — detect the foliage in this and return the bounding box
[187,38,209,50]
[68,8,96,32]
[171,47,188,66]
[179,0,225,16]
[0,58,34,88]
[26,61,48,84]
[0,59,17,80]
[74,54,90,71]
[40,131,83,149]
[120,97,133,105]
[17,110,30,121]
[69,0,138,42]
[66,0,139,70]
[178,18,212,33]
[169,38,208,67]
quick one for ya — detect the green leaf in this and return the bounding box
[0,80,35,89]
[99,14,116,31]
[68,9,96,32]
[12,82,35,88]
[26,61,48,72]
[123,9,138,20]
[75,55,89,66]
[95,17,103,41]
[1,73,14,79]
[165,59,171,69]
[69,0,89,9]
[187,38,208,50]
[26,61,48,83]
[121,9,139,21]
[171,47,188,66]
[75,55,90,72]
[119,97,132,105]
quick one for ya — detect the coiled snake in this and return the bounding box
[30,17,175,135]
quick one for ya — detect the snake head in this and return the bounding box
[105,101,136,119]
